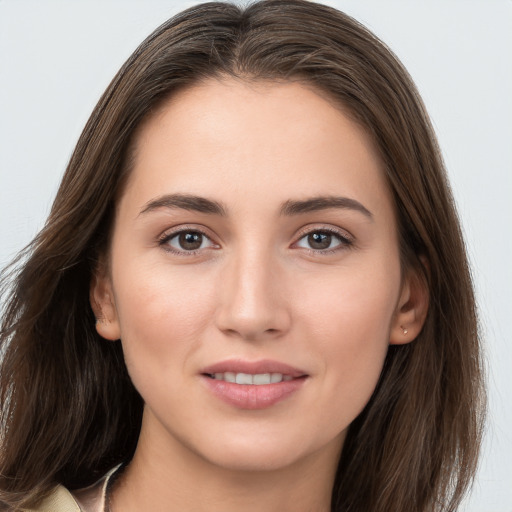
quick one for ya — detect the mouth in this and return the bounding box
[204,372,294,385]
[200,359,308,410]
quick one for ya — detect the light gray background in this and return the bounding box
[1,1,511,510]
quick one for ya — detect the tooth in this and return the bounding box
[236,373,253,385]
[224,372,236,383]
[210,371,293,384]
[253,373,271,385]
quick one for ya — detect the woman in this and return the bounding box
[0,1,485,511]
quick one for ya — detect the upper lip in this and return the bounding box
[201,359,308,378]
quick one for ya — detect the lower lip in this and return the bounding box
[201,376,307,410]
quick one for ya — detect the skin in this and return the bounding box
[92,78,428,512]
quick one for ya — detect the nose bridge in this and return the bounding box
[216,241,289,340]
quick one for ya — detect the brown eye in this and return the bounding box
[308,232,332,250]
[178,232,203,250]
[295,229,351,252]
[164,230,215,253]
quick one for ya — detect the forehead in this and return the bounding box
[122,77,391,217]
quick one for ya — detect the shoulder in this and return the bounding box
[20,465,119,512]
[20,485,81,512]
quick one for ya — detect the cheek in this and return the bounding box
[111,263,217,378]
[297,261,399,407]
[300,260,399,336]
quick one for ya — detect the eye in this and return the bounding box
[295,229,352,252]
[161,229,216,253]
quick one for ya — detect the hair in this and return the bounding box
[0,1,485,510]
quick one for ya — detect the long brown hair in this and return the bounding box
[0,1,485,510]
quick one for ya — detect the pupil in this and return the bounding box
[308,232,331,249]
[179,232,202,250]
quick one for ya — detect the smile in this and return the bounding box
[202,375,306,410]
[207,372,294,385]
[200,360,308,410]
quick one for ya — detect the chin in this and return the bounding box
[186,426,345,474]
[213,447,300,472]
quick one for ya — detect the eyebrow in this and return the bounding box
[139,193,227,217]
[139,193,372,220]
[280,196,373,220]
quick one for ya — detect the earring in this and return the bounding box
[401,326,408,335]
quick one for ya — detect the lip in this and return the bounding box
[200,359,309,410]
[201,358,307,378]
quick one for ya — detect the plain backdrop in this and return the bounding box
[1,1,511,510]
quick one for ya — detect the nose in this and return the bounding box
[215,247,291,342]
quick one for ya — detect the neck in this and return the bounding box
[110,413,343,512]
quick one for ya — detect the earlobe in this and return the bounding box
[90,267,121,341]
[390,267,429,345]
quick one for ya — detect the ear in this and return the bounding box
[389,265,429,345]
[90,263,121,341]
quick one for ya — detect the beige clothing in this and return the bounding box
[22,466,118,512]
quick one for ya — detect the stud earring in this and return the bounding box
[401,326,408,335]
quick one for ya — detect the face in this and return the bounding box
[93,78,419,473]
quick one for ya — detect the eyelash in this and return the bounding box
[294,226,354,255]
[158,226,216,256]
[158,225,354,256]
